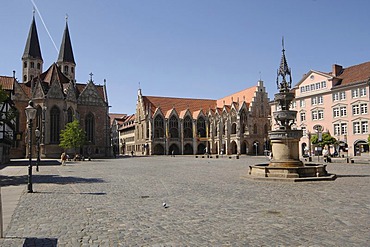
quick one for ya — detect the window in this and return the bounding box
[341,123,347,135]
[312,111,318,120]
[340,91,346,100]
[169,115,179,138]
[332,93,339,102]
[300,99,306,108]
[362,121,368,133]
[50,106,60,143]
[333,108,340,118]
[71,67,74,73]
[318,110,324,120]
[197,117,206,137]
[67,108,74,123]
[311,97,317,105]
[315,82,320,90]
[353,122,361,134]
[318,96,323,104]
[360,87,367,97]
[334,124,340,136]
[37,63,41,69]
[310,84,315,91]
[154,115,164,138]
[333,122,348,135]
[321,81,326,88]
[360,103,368,114]
[340,106,347,116]
[24,62,27,68]
[300,112,306,122]
[30,62,34,68]
[85,113,95,143]
[352,105,360,115]
[352,89,359,98]
[64,66,69,73]
[253,124,258,134]
[300,87,305,93]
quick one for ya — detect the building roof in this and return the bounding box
[109,113,127,125]
[57,22,75,64]
[22,16,42,60]
[216,85,257,108]
[335,61,370,86]
[0,76,15,90]
[143,96,217,116]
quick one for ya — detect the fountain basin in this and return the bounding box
[248,163,336,182]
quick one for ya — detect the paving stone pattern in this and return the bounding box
[0,156,369,246]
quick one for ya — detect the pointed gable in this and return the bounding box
[37,63,70,85]
[77,81,106,106]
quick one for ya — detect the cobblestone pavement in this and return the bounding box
[0,156,369,246]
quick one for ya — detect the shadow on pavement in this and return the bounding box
[336,174,370,178]
[23,237,58,247]
[0,174,105,187]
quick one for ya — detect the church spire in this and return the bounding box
[276,37,292,92]
[22,14,43,82]
[57,16,76,82]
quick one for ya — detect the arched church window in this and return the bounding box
[64,66,69,74]
[30,62,34,68]
[154,115,164,138]
[231,123,237,134]
[183,116,193,138]
[24,62,27,68]
[197,117,206,137]
[253,123,258,134]
[37,63,41,69]
[67,108,74,123]
[85,113,95,143]
[50,106,60,143]
[169,115,179,138]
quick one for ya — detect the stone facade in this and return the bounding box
[4,17,110,159]
[134,80,270,156]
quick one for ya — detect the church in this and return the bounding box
[1,16,110,159]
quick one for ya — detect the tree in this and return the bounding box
[59,119,86,156]
[311,132,337,154]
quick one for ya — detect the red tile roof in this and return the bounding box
[335,61,370,86]
[0,76,15,90]
[143,96,217,116]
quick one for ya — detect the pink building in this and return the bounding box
[282,62,370,158]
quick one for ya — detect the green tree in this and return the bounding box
[59,119,86,156]
[311,132,337,153]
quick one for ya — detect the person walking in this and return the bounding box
[61,152,67,166]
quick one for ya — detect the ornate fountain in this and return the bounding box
[249,41,336,181]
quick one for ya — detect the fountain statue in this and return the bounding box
[249,40,336,181]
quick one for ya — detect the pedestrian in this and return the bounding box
[61,152,67,166]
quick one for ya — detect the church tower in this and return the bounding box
[22,15,43,82]
[57,18,76,82]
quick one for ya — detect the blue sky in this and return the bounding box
[1,0,370,114]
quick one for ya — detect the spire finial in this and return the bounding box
[89,72,93,82]
[65,14,68,23]
[33,7,36,17]
[282,36,285,52]
[138,82,141,89]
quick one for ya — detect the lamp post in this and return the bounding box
[344,134,349,163]
[35,128,41,172]
[25,100,37,193]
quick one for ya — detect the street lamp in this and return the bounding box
[25,100,37,193]
[35,128,41,172]
[254,142,258,156]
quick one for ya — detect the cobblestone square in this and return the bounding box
[1,156,369,246]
